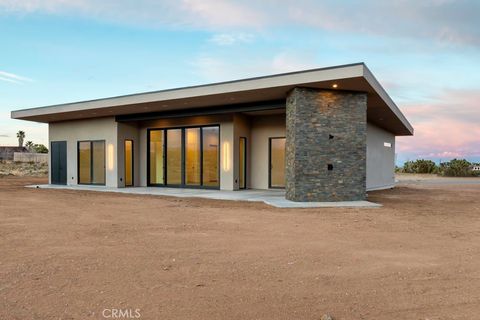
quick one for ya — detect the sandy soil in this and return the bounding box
[1,176,480,320]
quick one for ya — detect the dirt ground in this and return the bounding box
[1,176,480,320]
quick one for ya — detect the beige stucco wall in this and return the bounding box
[250,114,286,190]
[48,117,118,187]
[137,114,235,190]
[366,123,396,191]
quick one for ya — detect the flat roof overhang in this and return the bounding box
[11,63,413,136]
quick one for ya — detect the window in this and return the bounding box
[239,137,246,189]
[269,137,286,188]
[148,126,220,188]
[78,140,105,185]
[125,140,133,187]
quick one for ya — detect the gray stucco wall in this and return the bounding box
[286,88,367,201]
[366,123,396,191]
[49,117,118,187]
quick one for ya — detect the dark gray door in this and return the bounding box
[51,141,67,185]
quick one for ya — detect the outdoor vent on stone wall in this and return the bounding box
[327,164,333,171]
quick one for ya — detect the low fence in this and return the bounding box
[13,152,48,163]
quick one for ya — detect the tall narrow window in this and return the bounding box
[78,140,105,185]
[239,137,246,189]
[92,141,105,184]
[166,129,182,185]
[149,130,164,185]
[185,128,201,185]
[269,138,285,188]
[202,126,219,187]
[125,140,133,187]
[78,141,91,184]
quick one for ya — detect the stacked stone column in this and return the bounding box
[286,87,367,201]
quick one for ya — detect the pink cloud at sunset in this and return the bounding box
[397,89,480,162]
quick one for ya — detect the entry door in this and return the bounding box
[124,140,133,187]
[51,141,67,185]
[269,137,285,188]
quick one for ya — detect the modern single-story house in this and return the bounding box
[11,63,413,202]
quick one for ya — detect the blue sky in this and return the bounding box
[1,0,479,164]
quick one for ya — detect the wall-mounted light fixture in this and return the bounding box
[107,144,114,171]
[222,141,231,172]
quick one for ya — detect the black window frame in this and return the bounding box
[77,140,106,186]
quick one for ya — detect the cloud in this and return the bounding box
[397,88,480,161]
[1,0,478,47]
[209,33,254,46]
[0,0,265,29]
[0,70,33,84]
[0,134,9,137]
[191,51,317,81]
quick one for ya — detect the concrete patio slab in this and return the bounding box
[26,184,382,208]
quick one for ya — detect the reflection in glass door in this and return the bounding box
[185,128,201,186]
[202,127,219,187]
[166,129,182,185]
[149,130,164,185]
[269,137,285,188]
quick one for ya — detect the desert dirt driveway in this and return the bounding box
[1,176,480,320]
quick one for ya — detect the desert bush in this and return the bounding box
[401,159,437,174]
[439,159,475,177]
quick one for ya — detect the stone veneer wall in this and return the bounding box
[286,87,367,201]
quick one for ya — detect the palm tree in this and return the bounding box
[25,141,34,152]
[16,131,25,147]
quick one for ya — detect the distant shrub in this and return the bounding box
[401,159,437,174]
[33,144,48,153]
[439,159,475,177]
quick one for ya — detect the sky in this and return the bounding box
[0,0,479,165]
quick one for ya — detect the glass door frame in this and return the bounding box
[147,125,221,189]
[268,137,286,189]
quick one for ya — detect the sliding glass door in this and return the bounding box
[149,130,164,184]
[78,140,105,185]
[185,128,201,186]
[202,127,219,187]
[148,126,220,188]
[166,129,182,185]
